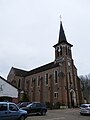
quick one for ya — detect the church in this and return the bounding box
[7,20,83,108]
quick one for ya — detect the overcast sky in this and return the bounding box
[0,0,90,79]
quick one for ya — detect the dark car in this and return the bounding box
[20,102,47,115]
[0,102,27,120]
[17,102,31,108]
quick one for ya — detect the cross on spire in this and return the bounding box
[53,17,73,48]
[60,15,62,22]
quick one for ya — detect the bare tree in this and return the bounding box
[79,74,90,103]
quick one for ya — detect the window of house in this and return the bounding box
[45,73,48,85]
[54,92,58,98]
[54,71,58,84]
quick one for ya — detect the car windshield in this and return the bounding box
[81,104,90,108]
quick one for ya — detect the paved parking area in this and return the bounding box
[26,108,90,120]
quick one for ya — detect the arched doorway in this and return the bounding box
[0,96,12,102]
[70,89,76,108]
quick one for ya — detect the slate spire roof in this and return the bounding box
[53,20,73,47]
[58,21,67,43]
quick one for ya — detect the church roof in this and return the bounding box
[27,62,59,75]
[53,21,73,47]
[58,21,67,43]
[11,62,59,77]
[12,67,28,77]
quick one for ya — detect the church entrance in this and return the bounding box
[70,89,76,108]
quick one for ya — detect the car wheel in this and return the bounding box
[19,115,25,120]
[80,113,84,115]
[41,110,46,115]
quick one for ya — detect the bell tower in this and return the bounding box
[53,20,78,107]
[53,21,73,63]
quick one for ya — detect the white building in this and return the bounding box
[0,76,18,103]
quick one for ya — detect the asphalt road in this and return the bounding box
[26,108,90,120]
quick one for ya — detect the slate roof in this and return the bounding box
[12,67,28,77]
[27,62,59,76]
[58,21,67,43]
[12,62,59,77]
[53,21,73,47]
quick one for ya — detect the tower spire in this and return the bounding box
[58,19,67,43]
[53,18,73,48]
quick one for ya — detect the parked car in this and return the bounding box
[0,102,27,120]
[20,102,47,115]
[80,104,90,115]
[17,102,31,108]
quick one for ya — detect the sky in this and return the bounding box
[0,0,90,79]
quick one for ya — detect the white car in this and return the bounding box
[80,104,90,115]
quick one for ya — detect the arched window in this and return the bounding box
[54,71,58,84]
[37,76,40,87]
[69,72,72,84]
[56,47,59,58]
[18,79,21,88]
[45,73,48,85]
[60,46,62,55]
[66,46,68,55]
[68,47,71,56]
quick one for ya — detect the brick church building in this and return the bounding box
[7,20,83,108]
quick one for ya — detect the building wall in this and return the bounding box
[6,56,81,107]
[23,62,79,107]
[0,77,18,103]
[25,68,60,103]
